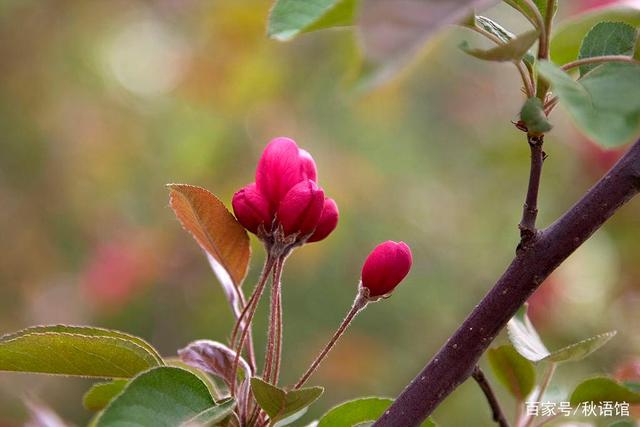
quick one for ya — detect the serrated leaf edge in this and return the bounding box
[543,330,617,363]
[0,332,162,377]
[0,324,164,364]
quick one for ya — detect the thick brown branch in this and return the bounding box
[472,366,510,427]
[518,135,544,244]
[374,138,640,427]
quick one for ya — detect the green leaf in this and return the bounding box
[537,60,640,147]
[623,381,640,393]
[474,16,511,43]
[487,345,536,400]
[83,380,128,412]
[570,377,640,406]
[472,16,536,66]
[96,367,234,427]
[187,398,237,426]
[578,22,638,76]
[165,357,219,399]
[268,0,356,41]
[316,397,436,427]
[503,0,557,25]
[545,331,617,363]
[1,325,163,364]
[357,0,499,88]
[317,397,393,427]
[507,304,549,362]
[251,377,323,425]
[461,29,539,62]
[551,6,640,66]
[273,408,308,427]
[507,304,617,363]
[0,325,163,378]
[520,97,552,133]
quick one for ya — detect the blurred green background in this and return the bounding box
[1,0,639,425]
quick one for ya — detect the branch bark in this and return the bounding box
[374,138,640,427]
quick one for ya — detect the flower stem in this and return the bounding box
[230,255,273,347]
[294,287,369,389]
[273,279,283,384]
[264,256,285,383]
[231,256,275,395]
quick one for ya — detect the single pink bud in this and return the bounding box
[256,137,317,209]
[277,179,325,237]
[232,183,273,234]
[361,241,413,298]
[307,198,339,243]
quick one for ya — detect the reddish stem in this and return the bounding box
[231,257,274,396]
[263,257,284,383]
[294,288,369,389]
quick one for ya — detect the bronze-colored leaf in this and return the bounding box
[178,340,250,388]
[168,184,250,287]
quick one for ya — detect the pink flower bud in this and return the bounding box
[361,241,412,298]
[256,137,317,209]
[232,183,273,234]
[277,179,325,237]
[307,198,339,243]
[299,149,318,182]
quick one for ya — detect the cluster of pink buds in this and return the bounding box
[232,137,339,254]
[228,136,414,396]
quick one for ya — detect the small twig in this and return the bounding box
[531,0,555,99]
[522,363,556,427]
[541,0,556,59]
[294,289,369,389]
[472,366,511,427]
[520,0,546,57]
[518,135,544,244]
[561,55,640,72]
[515,62,535,98]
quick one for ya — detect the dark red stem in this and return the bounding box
[472,366,510,427]
[374,138,640,427]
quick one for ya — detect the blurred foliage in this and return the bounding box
[1,0,640,426]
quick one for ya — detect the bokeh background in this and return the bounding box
[1,0,639,425]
